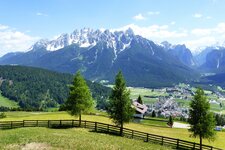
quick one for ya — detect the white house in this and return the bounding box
[132,101,148,118]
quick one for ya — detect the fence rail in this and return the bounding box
[0,120,223,150]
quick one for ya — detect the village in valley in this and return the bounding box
[130,83,225,128]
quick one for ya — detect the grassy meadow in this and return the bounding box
[0,127,170,150]
[0,87,224,149]
[0,111,225,149]
[128,87,166,104]
[0,92,18,108]
[140,118,168,127]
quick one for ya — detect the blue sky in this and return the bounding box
[0,0,225,56]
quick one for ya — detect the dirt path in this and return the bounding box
[173,122,190,129]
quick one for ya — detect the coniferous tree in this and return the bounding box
[215,114,225,126]
[137,95,143,104]
[65,71,93,126]
[108,71,134,136]
[188,88,216,150]
[151,110,156,117]
[167,115,173,128]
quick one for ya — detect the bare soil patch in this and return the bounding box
[22,142,51,150]
[6,142,52,150]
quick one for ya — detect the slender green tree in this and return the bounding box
[188,88,216,150]
[151,110,156,117]
[167,115,173,128]
[108,71,134,136]
[137,95,143,104]
[65,71,93,126]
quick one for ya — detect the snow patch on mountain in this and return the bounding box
[160,41,173,51]
[28,39,49,51]
[217,59,220,69]
[30,28,135,59]
[217,52,224,69]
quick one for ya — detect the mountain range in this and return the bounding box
[0,28,224,87]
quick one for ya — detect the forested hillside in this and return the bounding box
[200,73,225,88]
[0,65,110,110]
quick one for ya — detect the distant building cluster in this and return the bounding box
[132,84,225,120]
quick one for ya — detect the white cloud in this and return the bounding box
[191,22,225,37]
[191,28,212,36]
[133,11,160,21]
[114,24,187,40]
[193,14,212,20]
[36,12,48,17]
[185,22,225,52]
[0,24,9,30]
[170,21,176,25]
[214,22,225,33]
[183,37,216,53]
[147,11,160,15]
[133,13,146,20]
[0,25,39,56]
[114,22,225,53]
[193,13,203,18]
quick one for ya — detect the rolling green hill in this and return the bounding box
[0,65,110,110]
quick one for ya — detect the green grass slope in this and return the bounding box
[0,127,170,150]
[1,111,225,149]
[0,92,18,108]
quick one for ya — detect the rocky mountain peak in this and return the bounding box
[28,39,49,51]
[29,28,136,53]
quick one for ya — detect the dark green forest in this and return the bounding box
[0,65,110,110]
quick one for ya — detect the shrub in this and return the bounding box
[0,112,6,118]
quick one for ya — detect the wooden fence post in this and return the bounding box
[211,146,213,150]
[85,120,87,128]
[107,124,109,133]
[11,121,13,129]
[95,122,97,132]
[162,137,164,145]
[132,130,134,139]
[146,134,149,142]
[23,120,25,127]
[48,120,50,128]
[60,120,62,126]
[72,120,74,127]
[176,139,179,149]
[193,142,196,149]
[36,120,38,127]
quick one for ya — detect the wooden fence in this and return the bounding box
[0,120,223,150]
